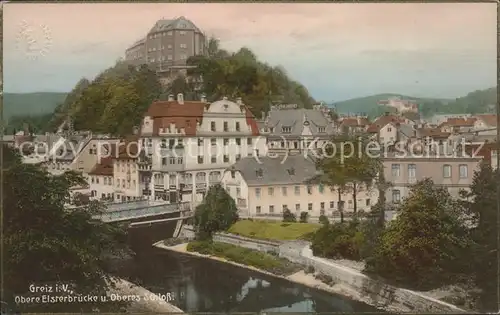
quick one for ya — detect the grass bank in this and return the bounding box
[186,241,302,276]
[228,219,320,241]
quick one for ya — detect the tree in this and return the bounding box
[365,179,472,290]
[282,208,296,223]
[193,184,239,240]
[299,211,309,223]
[2,145,130,312]
[460,162,499,312]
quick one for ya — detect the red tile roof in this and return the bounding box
[366,115,406,133]
[438,117,477,128]
[146,100,207,136]
[245,107,260,136]
[340,117,370,127]
[475,114,497,127]
[417,128,450,138]
[88,143,118,175]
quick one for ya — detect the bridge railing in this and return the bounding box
[94,201,190,222]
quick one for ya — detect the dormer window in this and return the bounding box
[269,127,275,133]
[231,170,236,178]
[256,168,263,178]
[318,127,326,133]
[287,168,295,175]
[282,126,292,134]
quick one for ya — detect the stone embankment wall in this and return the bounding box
[177,225,465,313]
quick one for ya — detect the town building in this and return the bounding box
[260,103,338,153]
[124,16,206,77]
[337,115,370,135]
[138,93,266,206]
[221,155,376,219]
[366,114,415,145]
[473,114,497,130]
[377,96,418,113]
[382,154,481,204]
[437,117,476,133]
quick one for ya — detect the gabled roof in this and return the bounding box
[339,117,370,127]
[145,100,207,136]
[415,128,450,139]
[265,108,335,136]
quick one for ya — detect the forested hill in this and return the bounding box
[46,37,316,136]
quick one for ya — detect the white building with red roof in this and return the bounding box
[138,93,267,206]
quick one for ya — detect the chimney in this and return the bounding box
[177,93,184,104]
[168,94,174,101]
[236,97,243,105]
[201,94,207,103]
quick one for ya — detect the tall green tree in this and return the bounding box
[365,179,472,290]
[193,184,239,240]
[460,162,499,312]
[2,145,130,312]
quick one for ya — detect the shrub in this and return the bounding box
[299,211,309,223]
[310,222,363,261]
[318,215,329,225]
[282,209,296,222]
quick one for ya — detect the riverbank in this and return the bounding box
[109,277,183,313]
[154,242,394,312]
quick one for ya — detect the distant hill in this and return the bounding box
[4,92,67,121]
[332,93,450,116]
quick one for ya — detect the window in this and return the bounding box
[392,189,401,203]
[330,201,334,209]
[223,138,229,146]
[408,164,416,178]
[180,43,187,48]
[256,206,261,214]
[236,122,240,131]
[308,203,313,211]
[169,139,176,148]
[320,202,325,210]
[236,154,241,161]
[268,187,274,196]
[255,188,261,198]
[197,156,203,164]
[223,155,229,163]
[210,138,216,146]
[235,138,241,145]
[348,200,353,208]
[168,44,172,48]
[282,205,287,212]
[366,199,371,206]
[211,122,216,131]
[167,55,173,60]
[443,164,452,178]
[236,188,241,197]
[179,31,186,35]
[459,164,468,178]
[281,187,287,196]
[269,205,274,213]
[307,185,313,194]
[162,157,167,165]
[391,164,400,177]
[295,204,300,211]
[256,169,263,178]
[287,168,295,175]
[387,127,392,132]
[282,126,292,133]
[247,138,252,145]
[177,157,183,164]
[318,127,326,133]
[294,186,300,195]
[169,157,176,164]
[223,122,229,132]
[211,156,216,163]
[318,184,324,193]
[198,138,203,146]
[180,54,187,60]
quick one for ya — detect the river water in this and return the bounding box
[115,248,382,313]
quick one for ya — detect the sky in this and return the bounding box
[3,3,497,102]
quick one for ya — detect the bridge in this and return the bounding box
[84,200,193,249]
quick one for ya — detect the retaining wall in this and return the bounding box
[176,225,465,313]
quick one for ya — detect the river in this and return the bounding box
[114,248,382,313]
